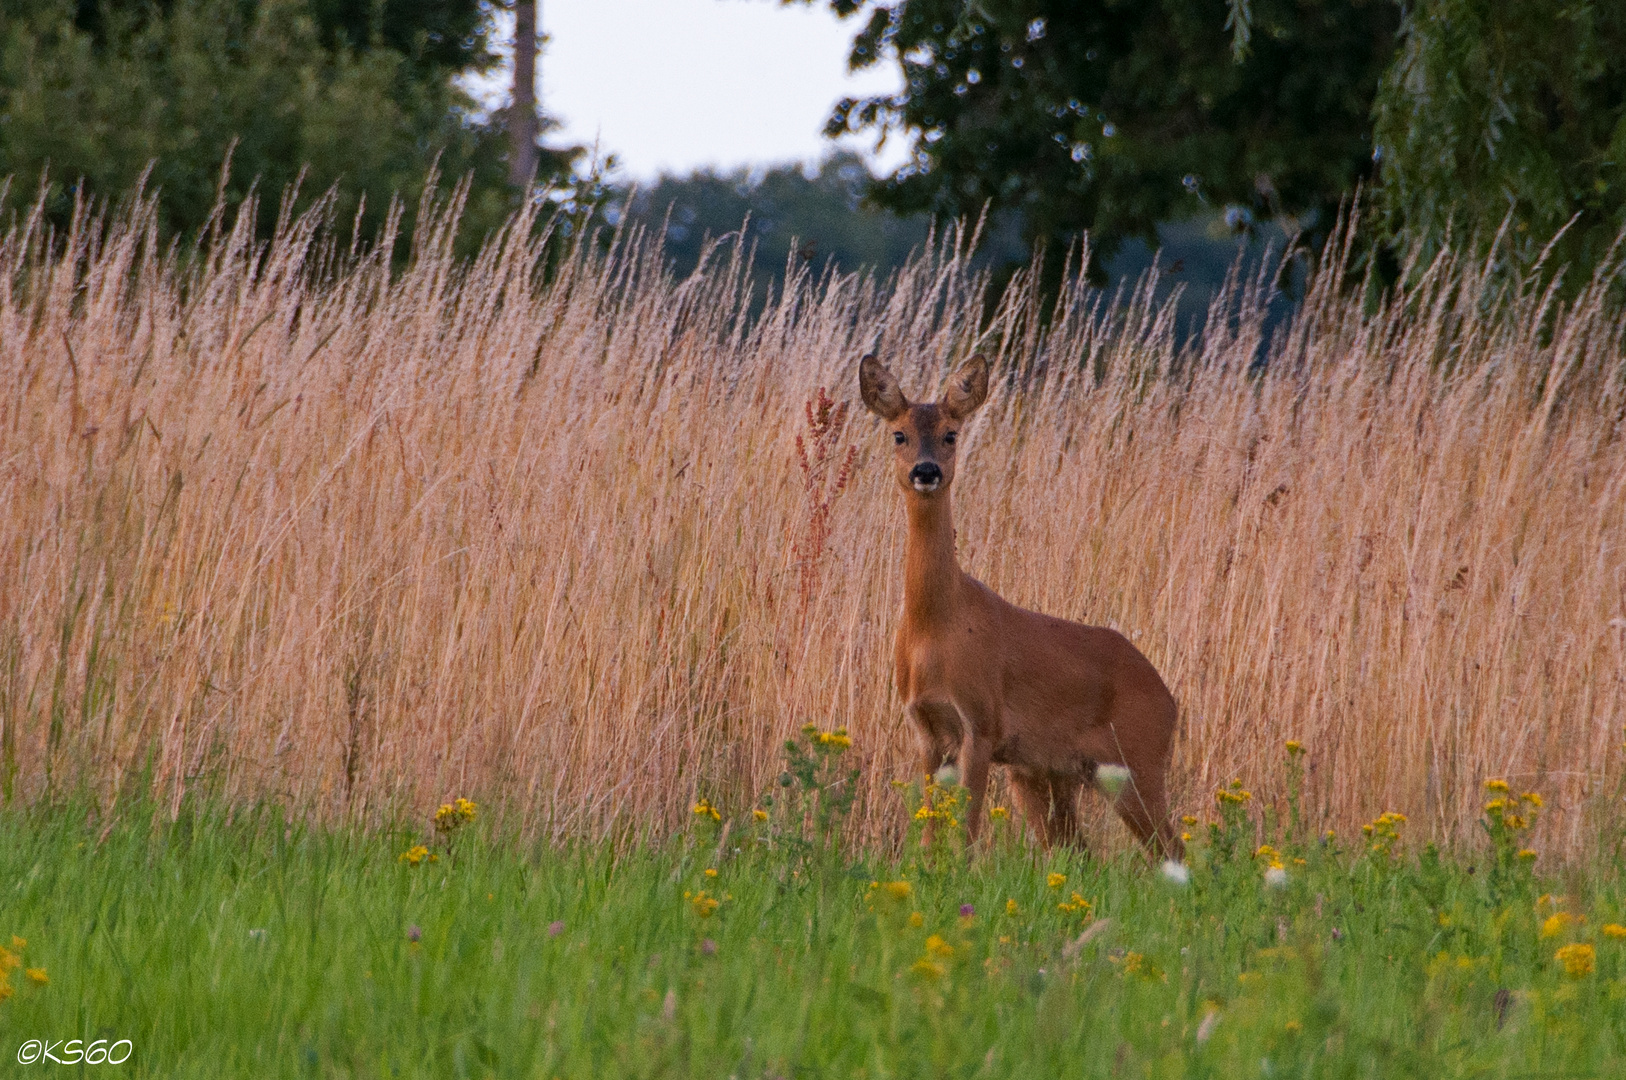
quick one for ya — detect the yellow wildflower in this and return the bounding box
[881,881,912,902]
[1005,899,1019,916]
[24,968,47,985]
[1366,811,1407,855]
[1285,740,1304,755]
[1483,779,1510,794]
[1181,815,1198,827]
[910,958,946,979]
[9,937,24,950]
[398,845,430,866]
[1541,912,1582,939]
[1058,892,1092,916]
[752,808,768,822]
[1599,924,1626,939]
[815,727,853,749]
[1517,849,1537,861]
[989,806,1009,820]
[688,891,720,918]
[1047,873,1067,889]
[433,797,478,830]
[908,911,925,928]
[691,798,721,822]
[1556,942,1595,977]
[924,934,954,959]
[1520,791,1543,808]
[1114,952,1164,980]
[704,868,718,878]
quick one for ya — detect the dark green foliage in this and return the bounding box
[66,0,492,75]
[0,0,568,250]
[798,0,1398,280]
[1372,0,1626,281]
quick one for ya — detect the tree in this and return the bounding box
[508,0,541,188]
[799,0,1398,279]
[1371,0,1626,281]
[0,0,573,248]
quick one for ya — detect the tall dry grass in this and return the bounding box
[3,183,1625,858]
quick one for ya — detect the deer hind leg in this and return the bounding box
[1111,767,1184,862]
[1077,723,1182,862]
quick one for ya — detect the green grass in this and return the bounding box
[3,781,1625,1080]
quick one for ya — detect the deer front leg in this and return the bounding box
[960,734,995,846]
[909,702,956,846]
[908,702,955,781]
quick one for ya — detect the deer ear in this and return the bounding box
[859,354,909,421]
[942,354,989,420]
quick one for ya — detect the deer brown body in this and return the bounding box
[859,353,1183,859]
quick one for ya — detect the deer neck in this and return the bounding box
[902,493,964,628]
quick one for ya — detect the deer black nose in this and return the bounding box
[909,462,943,489]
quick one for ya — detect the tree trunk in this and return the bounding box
[508,0,540,189]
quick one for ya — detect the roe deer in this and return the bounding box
[858,353,1183,860]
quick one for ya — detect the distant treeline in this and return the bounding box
[615,152,1297,330]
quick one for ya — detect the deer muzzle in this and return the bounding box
[909,462,943,492]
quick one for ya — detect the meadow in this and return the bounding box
[2,184,1626,1073]
[3,732,1625,1077]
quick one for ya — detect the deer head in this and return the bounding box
[858,353,989,497]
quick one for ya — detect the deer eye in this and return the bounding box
[944,432,957,445]
[893,432,906,445]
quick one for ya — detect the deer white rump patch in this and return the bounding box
[1095,763,1132,796]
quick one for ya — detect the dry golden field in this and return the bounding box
[2,185,1624,858]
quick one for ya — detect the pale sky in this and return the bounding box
[462,0,908,182]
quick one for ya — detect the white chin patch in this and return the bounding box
[911,479,941,493]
